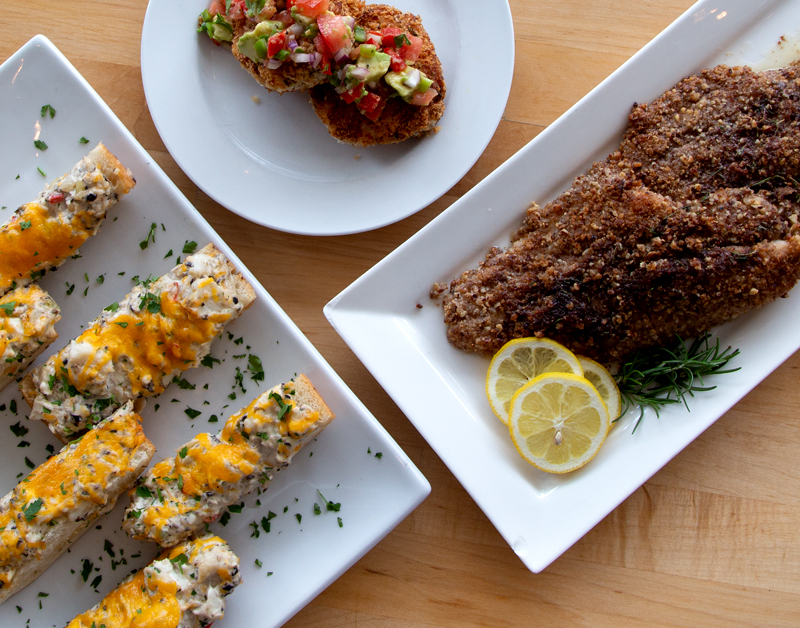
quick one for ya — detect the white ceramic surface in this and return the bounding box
[325,0,800,573]
[0,36,429,628]
[140,0,515,236]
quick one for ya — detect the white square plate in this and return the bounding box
[325,0,800,573]
[0,35,429,627]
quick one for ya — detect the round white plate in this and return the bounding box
[141,0,515,235]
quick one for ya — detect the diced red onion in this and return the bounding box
[267,58,283,69]
[343,16,355,30]
[349,66,370,81]
[287,37,298,51]
[311,52,323,68]
[333,48,349,64]
[403,67,421,90]
[291,52,315,63]
[336,69,345,81]
[288,23,304,37]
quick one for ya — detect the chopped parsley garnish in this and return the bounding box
[248,354,264,383]
[139,292,161,314]
[104,539,115,558]
[254,558,262,568]
[269,392,291,420]
[79,136,89,144]
[90,575,102,591]
[173,376,196,390]
[201,355,220,368]
[80,559,93,582]
[208,414,219,423]
[179,446,188,458]
[261,511,276,533]
[96,274,105,284]
[170,553,189,574]
[375,452,383,459]
[182,240,198,255]
[135,485,153,499]
[184,407,201,419]
[66,283,75,295]
[104,302,119,312]
[317,490,341,512]
[0,302,15,313]
[19,220,31,230]
[394,33,412,48]
[139,222,157,250]
[338,517,343,528]
[40,104,56,119]
[219,511,231,526]
[228,503,244,513]
[114,322,128,328]
[33,140,48,150]
[24,457,35,469]
[164,249,173,259]
[23,498,43,521]
[37,167,46,177]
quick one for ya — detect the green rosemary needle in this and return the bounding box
[614,333,741,433]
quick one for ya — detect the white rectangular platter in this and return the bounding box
[325,0,800,573]
[0,35,429,627]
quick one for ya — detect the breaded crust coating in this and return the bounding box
[438,63,800,363]
[308,4,445,146]
[231,0,366,93]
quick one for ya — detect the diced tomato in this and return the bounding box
[380,27,402,48]
[317,13,349,54]
[293,0,329,18]
[313,33,332,58]
[207,0,225,17]
[365,31,382,46]
[227,0,246,19]
[47,192,65,204]
[356,91,386,121]
[274,10,293,25]
[268,31,286,57]
[410,88,438,106]
[341,82,365,104]
[398,33,422,61]
[286,0,296,8]
[386,49,406,72]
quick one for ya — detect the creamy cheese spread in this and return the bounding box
[27,244,254,441]
[0,284,60,382]
[124,379,326,547]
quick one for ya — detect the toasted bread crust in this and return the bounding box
[89,143,136,196]
[309,4,446,146]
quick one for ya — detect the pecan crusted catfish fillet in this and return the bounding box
[437,63,800,363]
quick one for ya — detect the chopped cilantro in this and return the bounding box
[79,136,89,144]
[184,407,201,419]
[23,498,43,521]
[33,140,48,150]
[139,222,157,250]
[40,104,55,119]
[182,240,197,255]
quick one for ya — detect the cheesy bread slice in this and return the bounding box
[123,374,334,547]
[0,402,154,605]
[0,284,60,392]
[66,534,241,628]
[0,143,135,297]
[20,243,256,442]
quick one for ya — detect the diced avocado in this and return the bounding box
[384,71,415,100]
[417,73,434,93]
[236,31,263,62]
[198,12,233,43]
[236,21,284,62]
[290,6,315,28]
[358,44,376,58]
[356,51,390,83]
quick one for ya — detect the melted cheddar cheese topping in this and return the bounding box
[60,290,228,397]
[0,203,92,293]
[0,407,146,588]
[67,569,181,628]
[0,285,53,360]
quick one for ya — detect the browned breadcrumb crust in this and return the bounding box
[438,63,800,364]
[230,0,366,93]
[308,4,445,146]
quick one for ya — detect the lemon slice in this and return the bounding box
[486,337,583,425]
[577,356,622,422]
[508,373,610,473]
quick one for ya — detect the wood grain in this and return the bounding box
[4,0,800,626]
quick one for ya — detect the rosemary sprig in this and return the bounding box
[614,333,740,433]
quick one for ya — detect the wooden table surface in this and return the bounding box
[5,1,800,626]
